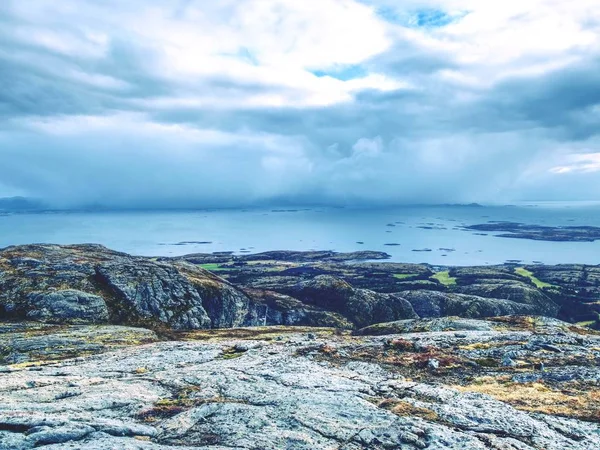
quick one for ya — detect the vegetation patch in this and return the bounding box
[453,377,600,422]
[378,398,439,421]
[167,326,337,342]
[393,273,419,280]
[199,263,230,272]
[514,267,554,289]
[490,315,541,331]
[386,338,417,352]
[137,387,246,423]
[431,271,457,286]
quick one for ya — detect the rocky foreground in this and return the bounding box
[1,244,600,448]
[1,317,599,449]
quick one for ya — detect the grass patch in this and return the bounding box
[514,267,554,289]
[431,271,456,286]
[393,273,419,280]
[136,386,234,423]
[378,399,439,421]
[453,377,600,422]
[165,326,337,342]
[199,263,229,272]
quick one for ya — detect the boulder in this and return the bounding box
[25,290,108,324]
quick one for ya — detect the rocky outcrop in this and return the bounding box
[0,317,598,449]
[0,245,580,332]
[0,322,157,365]
[0,244,248,330]
[524,264,600,322]
[0,245,405,330]
[242,289,353,328]
[454,280,559,316]
[25,290,109,324]
[355,316,496,335]
[286,275,419,328]
[400,290,539,319]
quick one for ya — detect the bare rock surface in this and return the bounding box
[0,322,157,365]
[286,275,419,328]
[400,290,539,318]
[25,290,109,324]
[1,317,598,449]
[0,245,364,330]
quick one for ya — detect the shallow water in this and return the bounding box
[2,203,600,265]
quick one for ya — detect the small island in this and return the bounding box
[466,222,600,242]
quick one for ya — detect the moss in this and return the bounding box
[137,404,186,422]
[221,345,248,359]
[514,267,554,289]
[137,389,245,423]
[222,352,244,360]
[431,271,457,286]
[8,360,49,370]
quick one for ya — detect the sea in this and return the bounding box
[3,202,600,266]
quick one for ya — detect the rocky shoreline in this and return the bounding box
[1,244,600,449]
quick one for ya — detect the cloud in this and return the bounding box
[0,0,599,207]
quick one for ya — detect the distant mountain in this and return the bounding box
[0,196,47,211]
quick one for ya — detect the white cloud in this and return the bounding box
[551,153,600,174]
[1,0,599,206]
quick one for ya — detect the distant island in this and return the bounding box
[466,221,600,242]
[0,196,47,211]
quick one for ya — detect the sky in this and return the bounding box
[1,0,599,208]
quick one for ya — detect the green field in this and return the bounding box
[393,273,419,280]
[514,267,553,289]
[431,270,457,286]
[199,263,229,272]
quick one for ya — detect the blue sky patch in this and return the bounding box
[312,65,368,81]
[377,6,468,28]
[411,9,468,28]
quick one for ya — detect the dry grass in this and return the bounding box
[453,377,600,422]
[319,344,338,356]
[137,391,244,423]
[378,399,439,421]
[490,316,540,331]
[167,326,336,342]
[387,338,417,352]
[458,342,495,350]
